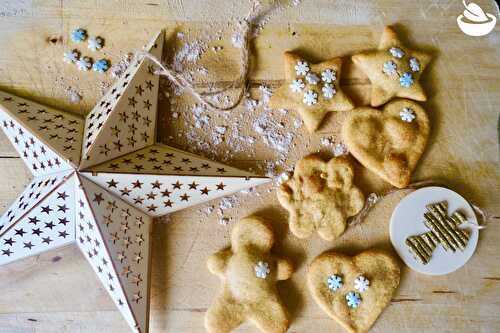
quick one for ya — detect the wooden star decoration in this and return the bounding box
[269,51,354,132]
[352,26,432,107]
[0,31,268,333]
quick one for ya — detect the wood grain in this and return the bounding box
[0,0,499,332]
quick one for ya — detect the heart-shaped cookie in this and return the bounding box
[307,250,400,333]
[342,99,430,188]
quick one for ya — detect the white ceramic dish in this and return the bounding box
[389,186,479,275]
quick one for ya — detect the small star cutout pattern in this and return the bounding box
[269,51,354,132]
[0,30,269,333]
[351,26,432,107]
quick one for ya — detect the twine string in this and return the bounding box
[136,0,262,112]
[348,180,498,228]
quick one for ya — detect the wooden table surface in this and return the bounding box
[0,1,499,332]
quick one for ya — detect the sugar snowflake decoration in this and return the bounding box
[321,69,336,83]
[88,36,104,52]
[295,61,310,76]
[71,28,87,42]
[76,56,92,71]
[333,143,347,157]
[63,49,79,64]
[383,60,397,75]
[327,274,343,291]
[400,107,416,122]
[93,59,110,73]
[399,72,414,88]
[303,90,318,106]
[409,57,420,72]
[346,291,362,308]
[322,83,336,99]
[354,276,370,292]
[289,79,305,93]
[254,261,270,279]
[305,72,320,85]
[389,47,405,58]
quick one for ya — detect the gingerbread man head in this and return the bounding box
[205,216,294,333]
[277,154,365,241]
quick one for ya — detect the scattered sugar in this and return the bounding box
[231,32,244,48]
[110,53,133,78]
[66,87,82,103]
[333,143,348,157]
[253,110,294,154]
[320,136,348,157]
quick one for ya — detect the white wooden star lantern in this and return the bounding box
[0,31,269,333]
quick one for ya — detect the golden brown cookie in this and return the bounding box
[269,52,355,132]
[205,216,294,333]
[277,155,364,241]
[342,99,430,188]
[307,249,400,333]
[352,26,432,107]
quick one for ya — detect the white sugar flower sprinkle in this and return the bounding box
[76,56,92,71]
[389,47,405,58]
[333,143,348,157]
[88,36,104,52]
[382,60,397,75]
[305,72,320,85]
[303,90,318,106]
[63,49,79,64]
[254,261,271,279]
[327,275,343,291]
[354,276,370,292]
[322,83,336,99]
[409,57,420,72]
[400,107,416,122]
[289,79,305,93]
[321,69,337,83]
[295,61,310,76]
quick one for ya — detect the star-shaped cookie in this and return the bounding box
[269,52,354,132]
[352,26,432,107]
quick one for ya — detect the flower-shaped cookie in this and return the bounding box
[277,154,364,241]
[205,216,294,333]
[352,26,432,107]
[269,52,354,133]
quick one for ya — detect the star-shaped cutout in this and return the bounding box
[269,51,354,132]
[351,26,431,107]
[0,31,269,333]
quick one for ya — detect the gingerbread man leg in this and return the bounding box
[205,290,244,333]
[247,297,289,333]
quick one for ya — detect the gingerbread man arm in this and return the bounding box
[275,257,294,281]
[207,248,232,277]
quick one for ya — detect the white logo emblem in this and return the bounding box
[457,1,497,36]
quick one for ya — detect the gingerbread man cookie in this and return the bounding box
[277,155,364,241]
[205,216,294,333]
[352,26,432,107]
[269,52,354,132]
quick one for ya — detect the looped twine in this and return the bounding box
[136,0,262,112]
[348,180,498,229]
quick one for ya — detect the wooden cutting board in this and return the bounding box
[0,0,498,332]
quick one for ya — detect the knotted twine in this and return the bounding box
[348,180,498,229]
[137,0,262,111]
